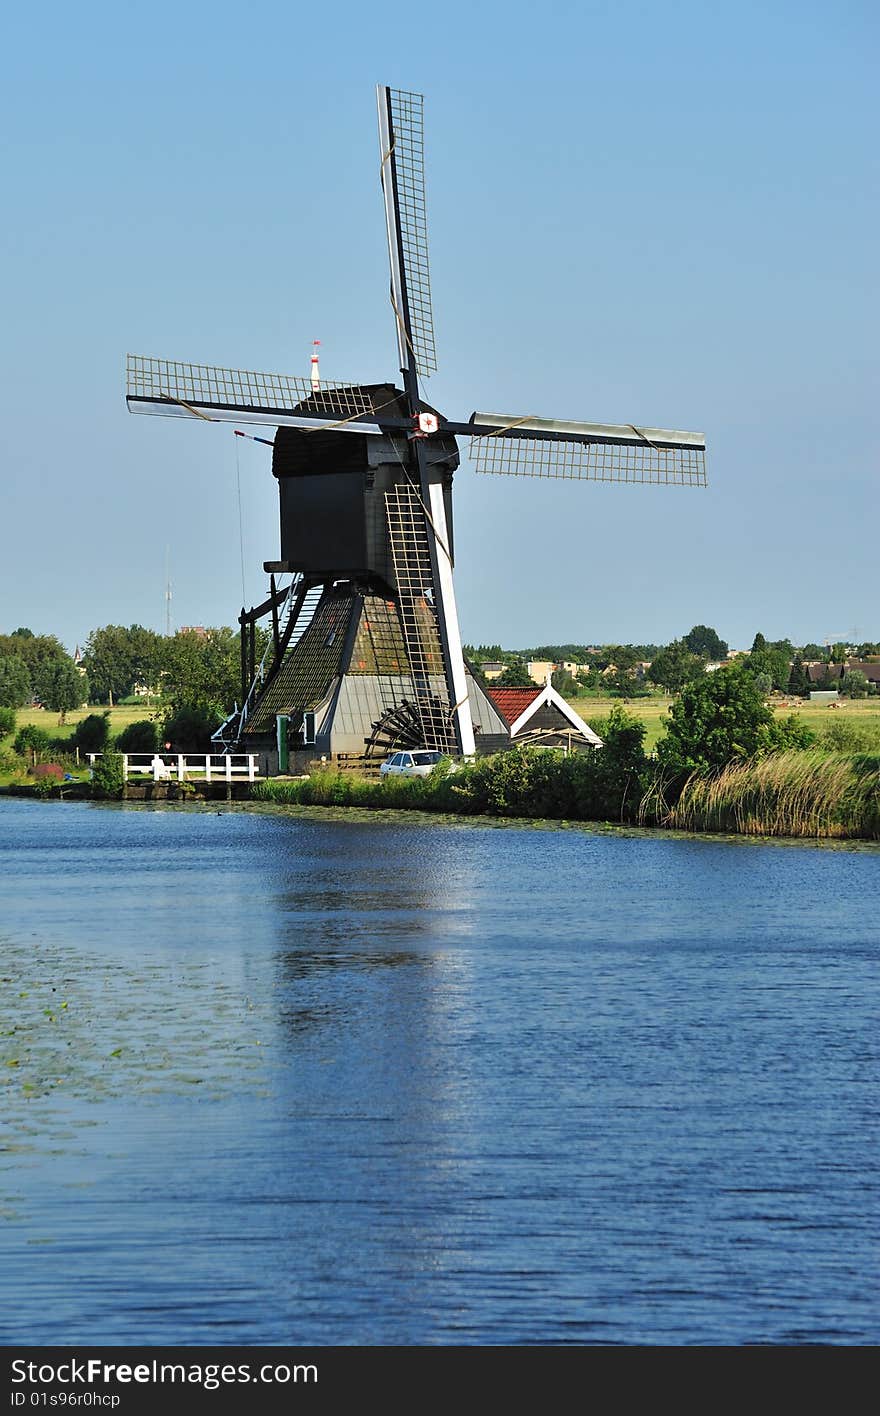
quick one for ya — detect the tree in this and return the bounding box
[0,655,32,709]
[606,666,650,698]
[576,665,602,690]
[551,668,579,697]
[463,643,510,664]
[0,706,17,737]
[494,659,534,688]
[0,633,78,711]
[839,670,869,699]
[656,663,813,776]
[746,639,791,692]
[73,713,111,754]
[163,704,221,750]
[13,725,51,759]
[158,626,248,741]
[115,719,160,753]
[82,624,163,704]
[787,654,809,696]
[647,640,706,693]
[90,751,125,799]
[581,705,649,820]
[799,643,826,661]
[40,658,88,724]
[683,624,728,660]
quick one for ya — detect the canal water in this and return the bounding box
[0,799,877,1345]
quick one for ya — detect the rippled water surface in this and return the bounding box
[1,799,878,1345]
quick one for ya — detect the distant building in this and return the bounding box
[526,660,556,685]
[478,662,506,681]
[808,660,880,686]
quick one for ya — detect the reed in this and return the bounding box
[664,751,880,839]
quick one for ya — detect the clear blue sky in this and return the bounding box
[1,0,876,654]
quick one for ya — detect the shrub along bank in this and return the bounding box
[251,749,879,839]
[251,700,879,841]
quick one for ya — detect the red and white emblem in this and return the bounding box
[416,411,439,435]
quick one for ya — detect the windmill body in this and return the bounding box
[126,87,707,770]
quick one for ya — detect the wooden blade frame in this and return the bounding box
[377,86,474,757]
[126,354,384,433]
[465,412,707,485]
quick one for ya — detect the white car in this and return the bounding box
[379,749,451,778]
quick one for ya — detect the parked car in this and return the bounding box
[379,749,453,778]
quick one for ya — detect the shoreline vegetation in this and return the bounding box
[3,669,879,841]
[2,748,877,841]
[248,749,879,841]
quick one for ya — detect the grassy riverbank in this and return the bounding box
[253,749,880,840]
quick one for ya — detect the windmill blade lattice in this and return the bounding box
[126,355,380,428]
[466,411,706,485]
[469,434,707,485]
[381,88,437,377]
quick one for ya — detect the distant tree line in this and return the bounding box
[3,617,878,763]
[0,629,87,722]
[466,625,879,702]
[0,622,268,748]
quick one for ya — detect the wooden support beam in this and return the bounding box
[270,574,280,659]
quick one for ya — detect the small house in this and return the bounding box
[487,683,603,752]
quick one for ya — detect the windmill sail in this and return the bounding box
[377,84,473,756]
[377,86,437,379]
[126,355,383,433]
[466,413,707,485]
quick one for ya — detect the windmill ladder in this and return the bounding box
[384,484,456,754]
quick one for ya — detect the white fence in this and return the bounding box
[88,753,260,783]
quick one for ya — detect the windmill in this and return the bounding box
[126,86,707,768]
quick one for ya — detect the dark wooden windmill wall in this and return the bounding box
[271,390,457,592]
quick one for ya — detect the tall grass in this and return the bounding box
[251,768,460,813]
[662,751,879,839]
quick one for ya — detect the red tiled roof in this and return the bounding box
[487,686,543,726]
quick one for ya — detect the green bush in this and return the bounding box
[13,725,51,758]
[0,706,16,737]
[0,748,26,777]
[162,704,220,751]
[818,718,880,753]
[73,712,111,755]
[90,750,125,799]
[115,719,159,753]
[657,663,814,783]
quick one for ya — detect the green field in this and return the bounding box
[11,702,159,741]
[566,692,880,752]
[5,693,880,759]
